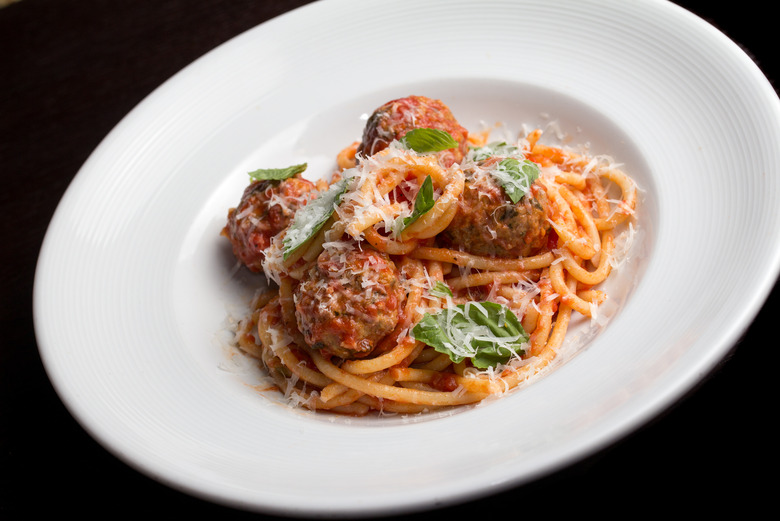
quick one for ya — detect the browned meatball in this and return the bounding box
[441,161,551,258]
[356,95,469,167]
[293,246,405,359]
[222,176,316,272]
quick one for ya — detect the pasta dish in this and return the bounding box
[221,95,638,415]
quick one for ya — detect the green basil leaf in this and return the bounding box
[429,281,453,298]
[411,301,528,369]
[400,128,459,153]
[470,141,519,162]
[401,175,435,230]
[282,176,350,260]
[491,157,540,204]
[248,163,307,182]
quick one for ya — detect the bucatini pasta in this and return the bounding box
[222,95,638,416]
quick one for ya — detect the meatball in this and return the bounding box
[441,162,551,258]
[293,246,405,359]
[222,176,316,272]
[356,95,469,167]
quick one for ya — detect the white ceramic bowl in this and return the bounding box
[34,0,780,517]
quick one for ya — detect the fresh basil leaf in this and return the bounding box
[429,281,453,298]
[248,163,307,182]
[411,301,528,369]
[491,157,540,204]
[282,176,350,260]
[470,141,519,162]
[401,175,435,230]
[400,128,459,153]
[467,140,540,203]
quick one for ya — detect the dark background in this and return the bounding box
[1,1,775,518]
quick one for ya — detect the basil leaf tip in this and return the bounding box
[469,142,540,204]
[248,163,308,182]
[282,176,350,260]
[493,157,540,204]
[470,141,519,162]
[400,128,459,154]
[428,281,453,298]
[401,175,435,231]
[411,301,528,369]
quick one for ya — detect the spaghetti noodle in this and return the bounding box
[225,96,638,416]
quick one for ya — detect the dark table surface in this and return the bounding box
[2,0,776,518]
